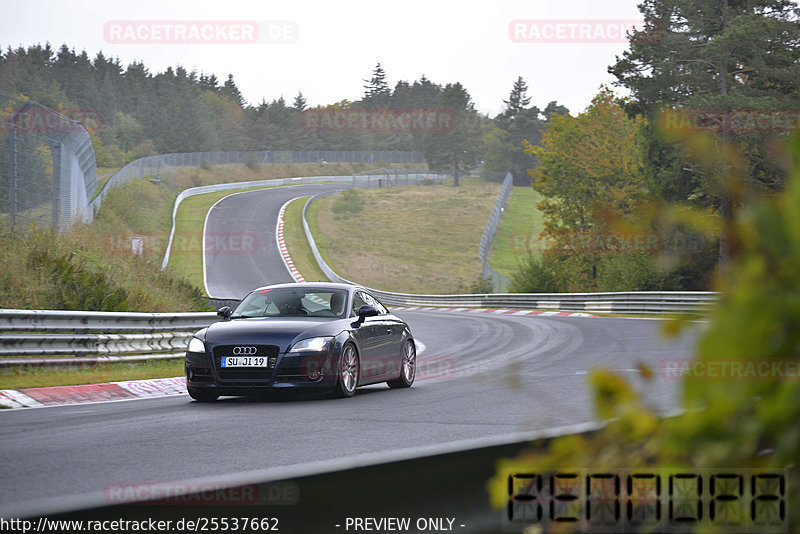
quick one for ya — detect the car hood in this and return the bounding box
[203,317,345,353]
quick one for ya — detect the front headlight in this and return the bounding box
[187,337,206,353]
[289,336,333,353]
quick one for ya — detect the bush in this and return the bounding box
[597,253,675,291]
[199,160,213,171]
[457,276,493,294]
[332,189,364,215]
[509,254,559,292]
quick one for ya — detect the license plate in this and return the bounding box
[221,356,268,368]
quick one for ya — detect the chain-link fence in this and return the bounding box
[480,172,513,292]
[1,93,97,232]
[90,150,425,211]
[480,169,513,183]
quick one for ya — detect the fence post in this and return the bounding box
[8,125,18,226]
[51,142,61,229]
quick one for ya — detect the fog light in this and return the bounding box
[308,370,321,380]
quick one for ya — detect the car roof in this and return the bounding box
[250,282,361,293]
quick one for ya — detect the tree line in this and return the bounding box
[0,45,564,178]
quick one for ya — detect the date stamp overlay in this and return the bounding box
[502,468,787,533]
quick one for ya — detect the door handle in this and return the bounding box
[386,328,392,335]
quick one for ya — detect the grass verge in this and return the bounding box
[0,359,184,390]
[488,186,546,278]
[283,197,330,283]
[307,183,500,294]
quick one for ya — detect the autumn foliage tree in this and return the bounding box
[529,89,647,233]
[519,89,649,290]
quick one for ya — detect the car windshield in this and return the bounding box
[231,288,348,319]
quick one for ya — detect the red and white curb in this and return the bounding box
[276,199,306,283]
[0,376,187,410]
[391,306,593,317]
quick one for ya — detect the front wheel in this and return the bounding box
[387,339,415,388]
[332,344,359,398]
[188,388,219,402]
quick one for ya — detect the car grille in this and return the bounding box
[213,345,279,380]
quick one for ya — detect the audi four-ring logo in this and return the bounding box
[232,346,258,355]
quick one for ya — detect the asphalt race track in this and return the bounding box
[203,183,347,298]
[0,184,698,519]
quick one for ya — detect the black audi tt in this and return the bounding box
[185,283,416,401]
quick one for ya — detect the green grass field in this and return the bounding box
[0,359,184,390]
[307,184,501,294]
[488,186,546,278]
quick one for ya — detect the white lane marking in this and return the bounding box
[0,392,190,412]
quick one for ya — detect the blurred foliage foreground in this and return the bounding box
[487,134,800,533]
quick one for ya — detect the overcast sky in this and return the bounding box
[0,0,644,116]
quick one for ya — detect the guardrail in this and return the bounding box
[301,194,718,313]
[0,310,218,367]
[0,292,715,366]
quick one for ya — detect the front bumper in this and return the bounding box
[185,349,340,395]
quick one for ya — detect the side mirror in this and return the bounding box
[217,306,232,320]
[357,305,379,323]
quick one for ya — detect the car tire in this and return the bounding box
[188,388,219,402]
[332,343,359,398]
[387,339,415,388]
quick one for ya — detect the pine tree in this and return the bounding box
[609,0,800,264]
[292,91,307,111]
[501,76,531,121]
[221,73,244,107]
[423,82,480,186]
[362,62,390,108]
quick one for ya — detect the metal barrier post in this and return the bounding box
[8,124,18,226]
[51,142,61,229]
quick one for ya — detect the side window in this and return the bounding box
[352,291,368,316]
[364,293,388,315]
